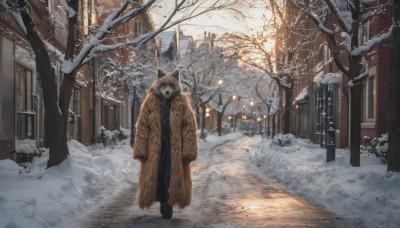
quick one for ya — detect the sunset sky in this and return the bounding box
[150,1,269,40]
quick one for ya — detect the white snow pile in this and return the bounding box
[15,139,39,154]
[0,140,138,228]
[252,138,400,228]
[272,133,297,147]
[198,132,243,151]
[293,86,309,104]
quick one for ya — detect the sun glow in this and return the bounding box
[246,9,276,52]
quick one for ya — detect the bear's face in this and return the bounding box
[151,69,182,100]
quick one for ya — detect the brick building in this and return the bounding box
[276,0,392,148]
[0,0,159,161]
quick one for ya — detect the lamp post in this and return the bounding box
[241,104,246,129]
[263,115,268,137]
[326,85,336,162]
[232,95,237,131]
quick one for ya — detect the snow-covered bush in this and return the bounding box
[272,133,296,147]
[99,126,119,149]
[367,133,388,163]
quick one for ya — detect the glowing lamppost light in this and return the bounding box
[218,80,223,85]
[228,116,232,120]
[232,95,237,101]
[250,101,254,106]
[243,105,246,109]
[263,115,267,119]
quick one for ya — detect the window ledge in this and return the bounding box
[361,123,375,128]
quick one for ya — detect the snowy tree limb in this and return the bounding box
[58,0,77,18]
[351,26,393,56]
[325,0,352,33]
[1,0,27,35]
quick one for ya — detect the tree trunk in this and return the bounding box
[272,113,276,137]
[46,114,69,168]
[217,111,223,136]
[200,103,207,139]
[349,84,362,167]
[195,104,200,126]
[266,105,271,138]
[234,115,237,132]
[18,6,70,168]
[283,88,292,134]
[387,0,400,172]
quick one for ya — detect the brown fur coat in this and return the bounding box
[133,90,198,209]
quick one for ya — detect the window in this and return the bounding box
[363,20,371,45]
[359,20,371,46]
[324,42,332,62]
[316,44,324,65]
[16,64,35,139]
[362,65,376,123]
[68,86,82,140]
[134,20,141,37]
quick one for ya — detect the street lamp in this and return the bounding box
[218,79,223,85]
[250,101,254,106]
[232,95,237,101]
[263,114,268,138]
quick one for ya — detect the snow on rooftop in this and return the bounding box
[314,72,342,87]
[100,92,122,104]
[293,86,309,104]
[157,32,176,53]
[179,36,192,59]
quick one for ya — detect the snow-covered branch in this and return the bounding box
[1,0,27,35]
[62,0,157,73]
[351,26,393,56]
[58,0,77,18]
[325,0,352,33]
[305,8,334,35]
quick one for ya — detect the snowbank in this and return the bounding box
[0,140,138,228]
[198,132,244,151]
[252,138,400,228]
[272,133,296,147]
[0,132,243,228]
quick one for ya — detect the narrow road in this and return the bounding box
[72,136,346,228]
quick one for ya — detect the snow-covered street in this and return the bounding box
[3,132,400,227]
[62,134,344,228]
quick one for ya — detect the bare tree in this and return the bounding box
[387,0,400,172]
[253,73,280,138]
[222,0,315,134]
[179,36,239,138]
[1,0,241,167]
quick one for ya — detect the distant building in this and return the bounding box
[157,31,179,66]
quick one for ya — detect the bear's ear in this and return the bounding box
[157,68,167,79]
[171,69,180,80]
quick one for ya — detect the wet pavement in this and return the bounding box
[71,136,347,228]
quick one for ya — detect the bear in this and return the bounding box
[133,68,198,219]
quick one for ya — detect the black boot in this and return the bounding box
[160,201,165,216]
[162,202,173,219]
